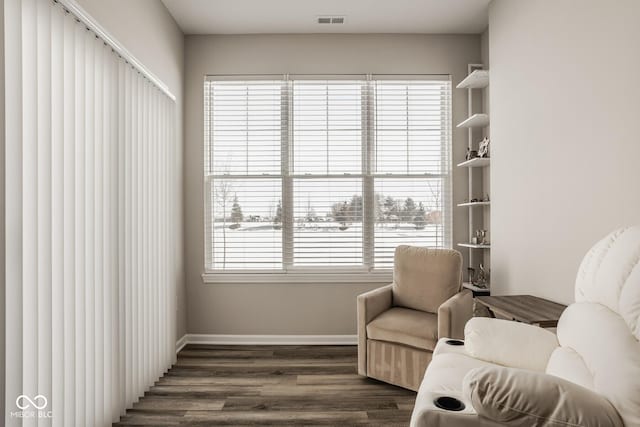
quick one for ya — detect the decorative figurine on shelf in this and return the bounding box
[475,229,488,245]
[465,148,478,161]
[467,267,476,284]
[478,137,490,158]
[476,263,489,288]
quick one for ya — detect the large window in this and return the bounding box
[204,75,451,273]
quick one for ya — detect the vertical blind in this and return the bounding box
[4,0,180,426]
[204,76,452,272]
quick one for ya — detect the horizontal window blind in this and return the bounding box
[204,76,451,273]
[373,80,452,267]
[5,0,180,426]
[204,81,284,270]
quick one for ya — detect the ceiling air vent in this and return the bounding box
[317,16,346,25]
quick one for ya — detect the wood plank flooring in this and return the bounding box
[114,345,416,426]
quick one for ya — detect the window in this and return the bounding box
[204,75,451,274]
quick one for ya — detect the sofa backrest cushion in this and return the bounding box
[392,246,462,313]
[575,226,640,340]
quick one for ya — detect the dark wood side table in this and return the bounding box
[475,295,567,328]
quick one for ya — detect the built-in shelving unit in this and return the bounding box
[456,69,490,89]
[456,113,489,128]
[457,64,491,293]
[457,157,490,168]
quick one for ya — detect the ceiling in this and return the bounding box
[161,0,490,35]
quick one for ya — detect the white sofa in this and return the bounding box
[411,226,640,427]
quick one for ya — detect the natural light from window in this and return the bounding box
[204,76,451,273]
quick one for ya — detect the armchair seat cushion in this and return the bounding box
[366,307,438,351]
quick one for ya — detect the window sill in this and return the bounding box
[202,271,393,285]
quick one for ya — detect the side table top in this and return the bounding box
[475,295,567,327]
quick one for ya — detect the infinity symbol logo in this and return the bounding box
[16,395,48,410]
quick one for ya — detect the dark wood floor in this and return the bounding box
[114,345,416,426]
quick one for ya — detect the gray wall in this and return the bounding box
[489,0,640,304]
[184,34,481,335]
[75,0,188,338]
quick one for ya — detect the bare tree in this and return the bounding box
[214,179,235,268]
[426,181,442,246]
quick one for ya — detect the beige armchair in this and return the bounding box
[357,245,473,391]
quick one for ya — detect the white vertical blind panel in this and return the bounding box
[124,64,133,408]
[50,6,65,427]
[4,0,179,425]
[5,1,24,425]
[36,0,53,426]
[102,41,113,425]
[93,33,105,427]
[22,2,39,427]
[135,70,143,396]
[62,9,76,426]
[74,19,86,426]
[115,56,125,422]
[84,27,96,426]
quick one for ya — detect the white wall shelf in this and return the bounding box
[456,69,490,89]
[457,201,490,207]
[457,157,490,168]
[458,243,491,249]
[463,282,490,292]
[456,113,489,128]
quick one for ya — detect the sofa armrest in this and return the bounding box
[438,289,473,340]
[463,366,623,427]
[357,284,393,375]
[465,318,559,372]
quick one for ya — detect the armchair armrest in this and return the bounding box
[464,318,559,371]
[357,284,393,375]
[438,289,473,340]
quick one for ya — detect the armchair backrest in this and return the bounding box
[391,245,462,313]
[548,226,640,426]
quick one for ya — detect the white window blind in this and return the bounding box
[4,0,180,426]
[204,76,451,273]
[373,80,452,267]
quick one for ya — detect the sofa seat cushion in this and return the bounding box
[367,307,438,351]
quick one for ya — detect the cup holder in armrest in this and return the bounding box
[445,339,464,346]
[434,396,465,412]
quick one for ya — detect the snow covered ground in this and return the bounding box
[211,222,444,269]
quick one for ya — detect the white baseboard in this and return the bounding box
[175,334,188,354]
[176,334,357,352]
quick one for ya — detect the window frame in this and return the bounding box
[203,74,452,283]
